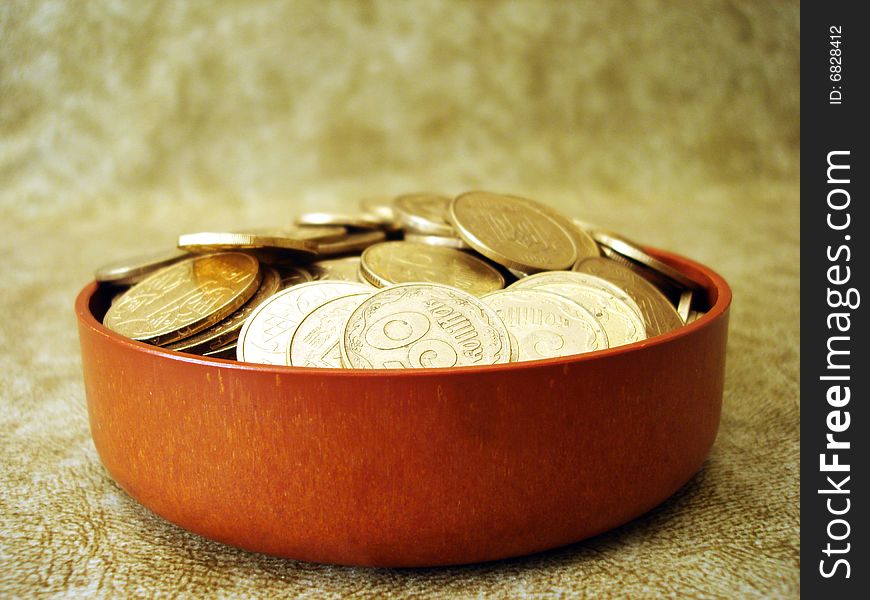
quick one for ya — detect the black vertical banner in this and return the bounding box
[802,2,868,596]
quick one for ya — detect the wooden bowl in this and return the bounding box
[76,248,730,567]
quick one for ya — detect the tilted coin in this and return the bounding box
[95,248,189,285]
[449,191,578,273]
[686,310,703,324]
[677,289,693,324]
[481,289,609,362]
[165,266,281,354]
[598,245,682,302]
[359,241,505,296]
[404,232,471,250]
[288,292,371,367]
[236,280,372,364]
[177,231,318,259]
[341,282,513,369]
[592,230,702,291]
[264,225,348,242]
[105,253,261,345]
[295,212,384,230]
[315,230,386,256]
[393,193,455,237]
[571,257,683,336]
[509,270,643,317]
[309,256,365,282]
[510,280,646,347]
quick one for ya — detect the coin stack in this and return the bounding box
[97,191,705,368]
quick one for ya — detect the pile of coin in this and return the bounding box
[97,191,705,368]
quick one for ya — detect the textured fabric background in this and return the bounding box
[1,1,799,597]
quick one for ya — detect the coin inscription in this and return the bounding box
[544,285,644,347]
[449,191,577,272]
[508,274,647,348]
[573,257,683,336]
[529,203,599,260]
[237,280,372,364]
[481,289,609,361]
[288,292,371,367]
[105,252,261,345]
[510,270,643,316]
[341,283,512,369]
[166,266,281,354]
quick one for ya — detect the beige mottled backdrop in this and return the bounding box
[1,1,799,598]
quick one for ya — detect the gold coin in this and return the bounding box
[508,274,646,347]
[341,283,513,369]
[165,266,281,354]
[359,241,504,296]
[315,230,386,256]
[295,212,384,230]
[509,270,643,317]
[598,245,681,302]
[393,193,455,237]
[449,191,577,272]
[572,257,683,336]
[542,285,645,347]
[177,231,318,259]
[105,253,261,345]
[95,248,189,285]
[531,204,599,260]
[403,232,471,250]
[309,256,365,282]
[687,310,704,323]
[264,225,348,242]
[592,230,702,291]
[677,289,693,324]
[236,280,371,364]
[288,292,371,367]
[481,289,609,362]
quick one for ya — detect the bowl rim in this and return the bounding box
[76,246,732,378]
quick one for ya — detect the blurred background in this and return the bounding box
[0,1,799,596]
[2,1,797,219]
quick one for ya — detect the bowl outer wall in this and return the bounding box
[76,248,731,567]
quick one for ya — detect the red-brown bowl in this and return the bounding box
[76,248,730,567]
